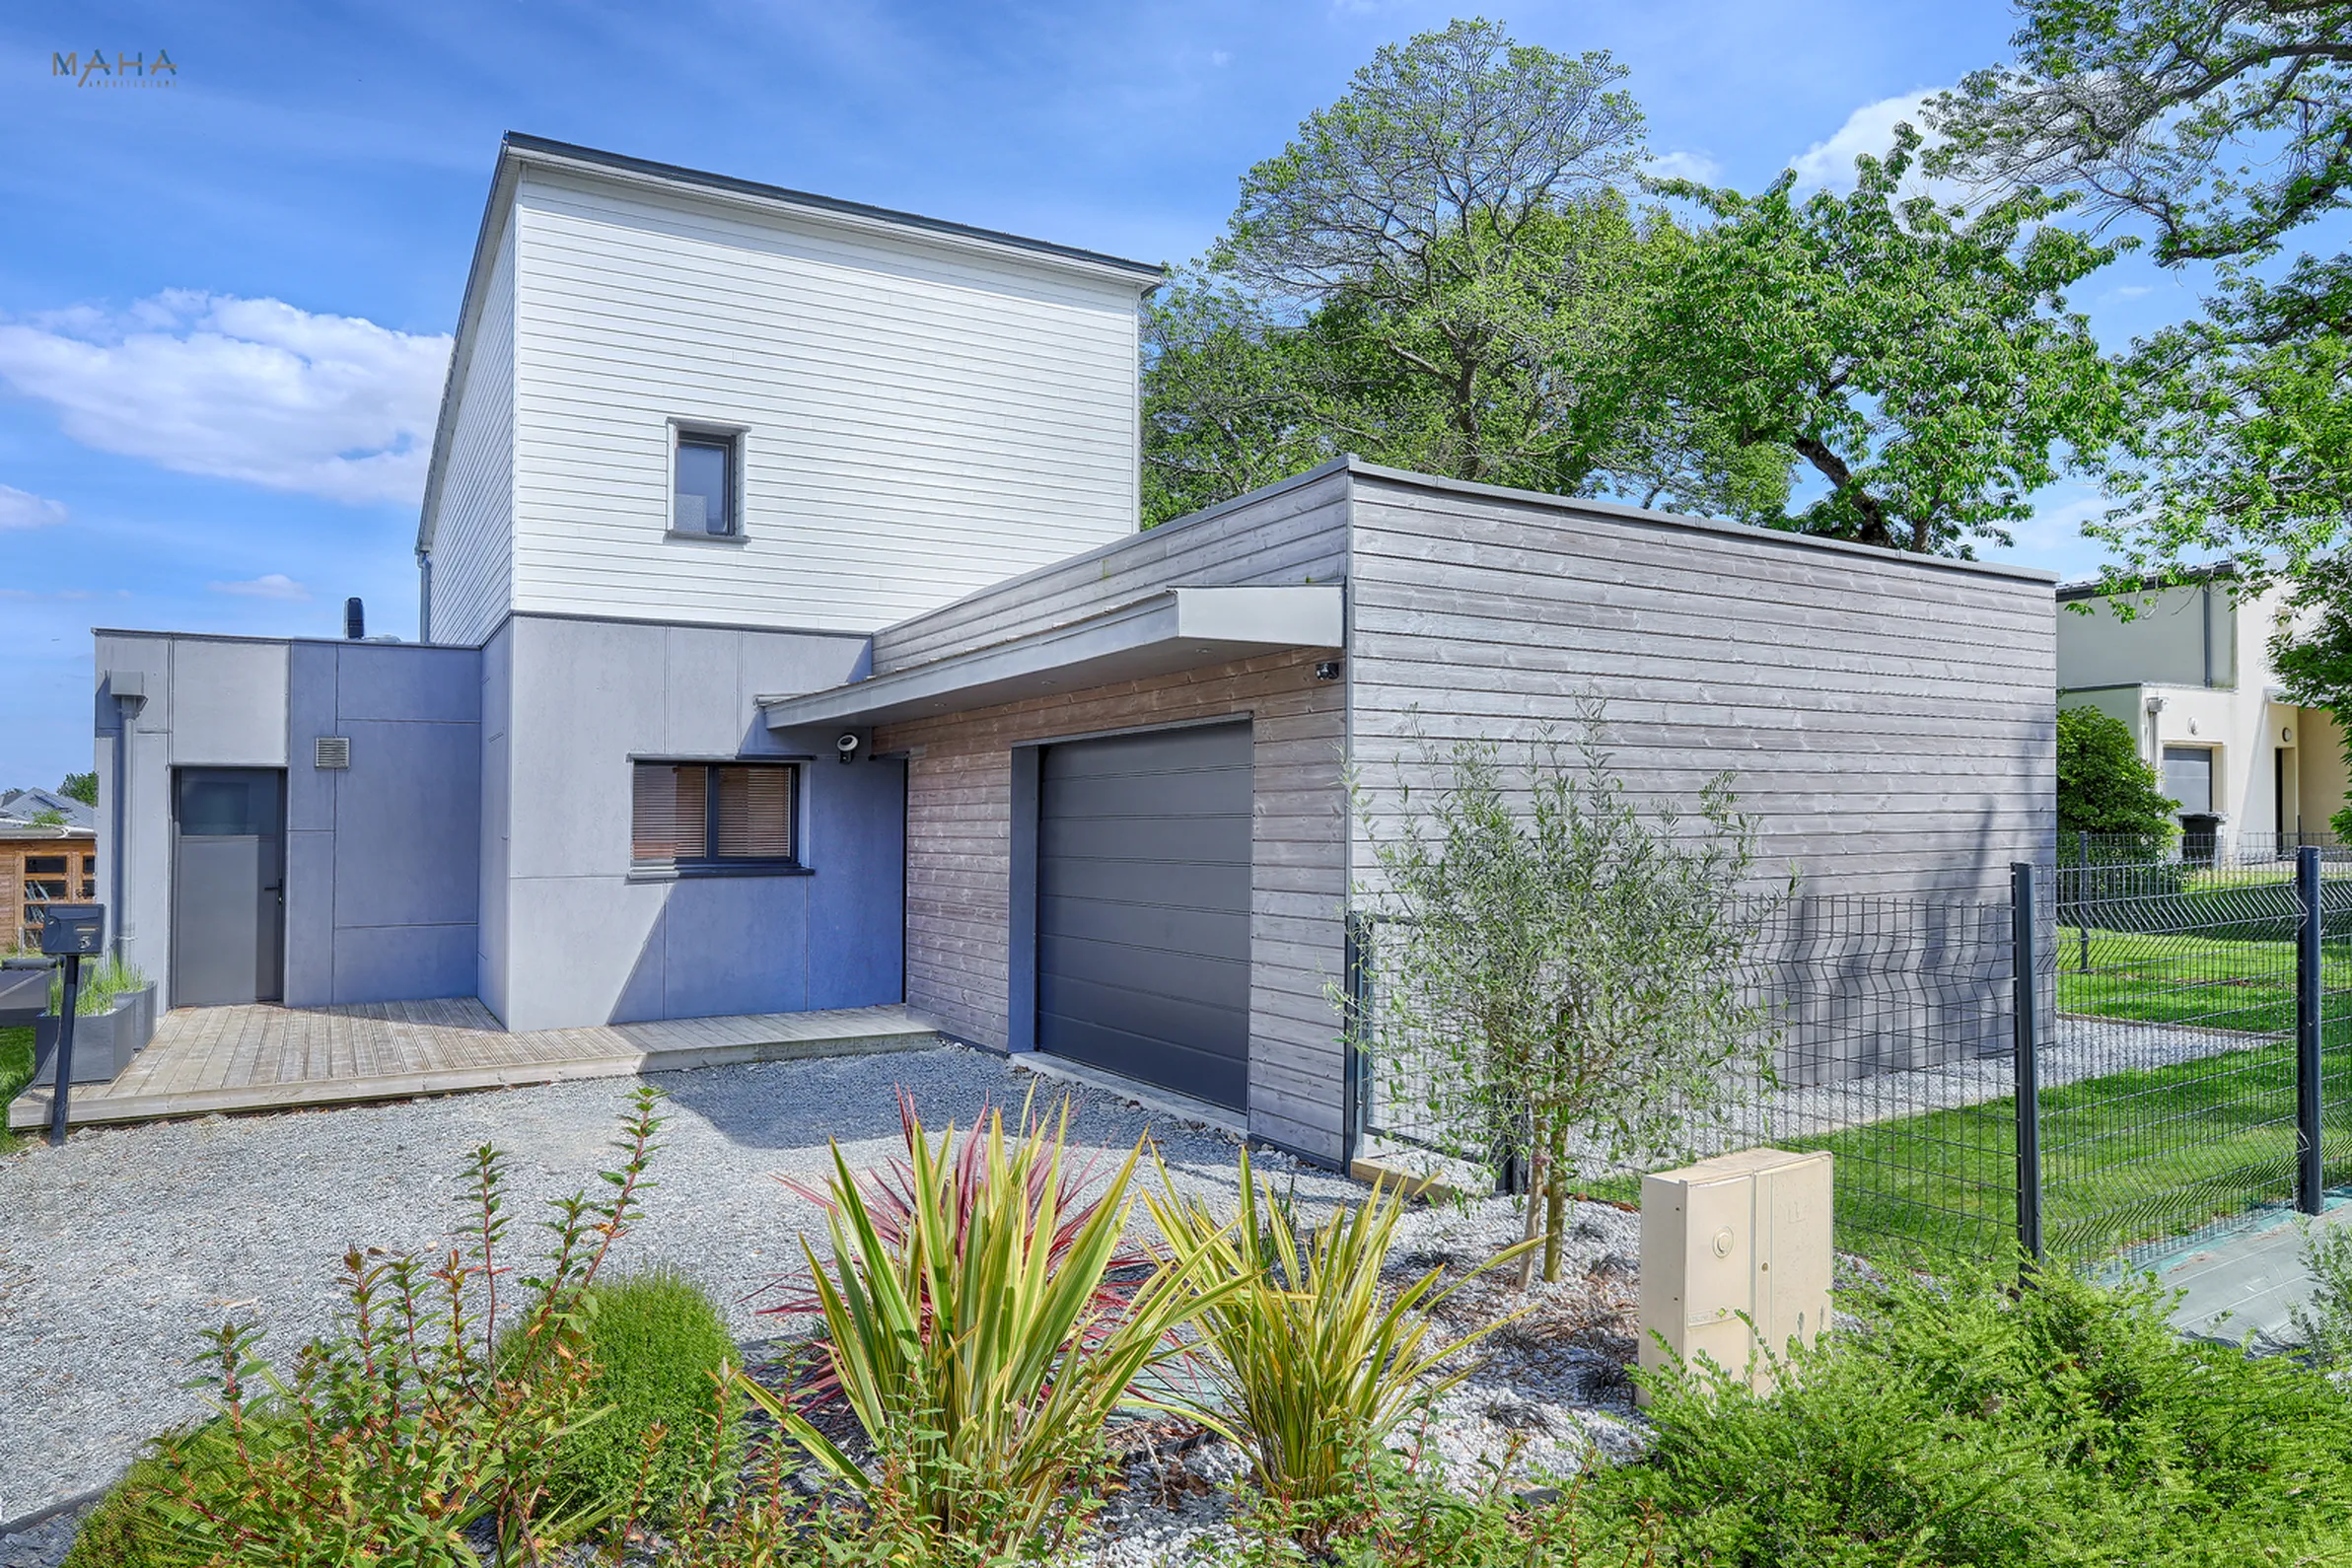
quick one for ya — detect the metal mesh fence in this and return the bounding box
[1347,841,2350,1268]
[2044,849,2352,1259]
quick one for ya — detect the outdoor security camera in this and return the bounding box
[835,732,862,763]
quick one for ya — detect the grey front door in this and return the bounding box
[1036,722,1252,1109]
[172,768,285,1006]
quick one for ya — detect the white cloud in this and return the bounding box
[0,483,66,530]
[0,293,451,507]
[210,573,310,601]
[1790,90,1942,193]
[1209,48,1232,67]
[1646,150,1724,186]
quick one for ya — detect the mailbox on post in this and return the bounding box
[40,904,105,958]
[38,903,105,1144]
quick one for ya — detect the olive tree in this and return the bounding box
[1352,711,1783,1282]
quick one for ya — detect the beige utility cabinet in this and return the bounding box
[1636,1148,1832,1403]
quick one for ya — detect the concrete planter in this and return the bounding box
[31,983,157,1086]
[0,962,50,1026]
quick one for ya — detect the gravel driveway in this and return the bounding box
[0,1044,1390,1524]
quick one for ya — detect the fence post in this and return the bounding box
[1341,910,1370,1172]
[2298,846,2324,1216]
[2076,830,2091,973]
[2012,861,2045,1263]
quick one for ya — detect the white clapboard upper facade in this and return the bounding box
[416,134,1162,647]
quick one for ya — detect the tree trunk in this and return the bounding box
[1541,1127,1569,1283]
[1516,1145,1548,1291]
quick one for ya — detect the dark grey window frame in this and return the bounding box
[628,758,807,879]
[667,421,748,541]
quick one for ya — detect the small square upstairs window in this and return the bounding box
[632,761,797,870]
[672,430,739,537]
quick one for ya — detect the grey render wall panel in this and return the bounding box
[335,644,482,723]
[95,635,175,1003]
[284,639,485,1006]
[170,640,290,767]
[1343,475,2057,901]
[332,920,476,1002]
[331,718,479,927]
[282,826,336,1006]
[659,876,811,1018]
[508,616,672,884]
[663,624,747,751]
[487,615,906,1032]
[281,642,340,1005]
[477,624,514,1021]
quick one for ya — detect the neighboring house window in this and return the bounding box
[631,761,797,870]
[672,428,741,537]
[2163,746,2216,816]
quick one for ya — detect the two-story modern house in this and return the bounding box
[2058,572,2348,850]
[89,134,2058,1166]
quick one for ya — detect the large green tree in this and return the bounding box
[1646,132,2126,556]
[1142,20,1669,523]
[1144,18,2130,554]
[1929,0,2352,580]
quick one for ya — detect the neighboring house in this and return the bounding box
[0,788,97,952]
[2057,572,2347,848]
[89,134,2056,1166]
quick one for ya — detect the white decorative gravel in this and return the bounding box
[0,1042,1646,1565]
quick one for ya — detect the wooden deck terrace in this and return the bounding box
[7,998,943,1131]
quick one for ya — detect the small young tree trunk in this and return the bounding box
[1542,1126,1570,1284]
[1515,1145,1548,1291]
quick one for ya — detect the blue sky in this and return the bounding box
[0,1,2225,788]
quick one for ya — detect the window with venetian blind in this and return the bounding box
[631,761,798,870]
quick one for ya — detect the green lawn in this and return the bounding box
[2054,926,2352,1033]
[1591,926,2352,1264]
[0,1025,32,1157]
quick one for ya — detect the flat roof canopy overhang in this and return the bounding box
[758,586,1343,731]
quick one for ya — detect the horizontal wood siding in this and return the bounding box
[878,651,1348,1162]
[428,227,515,648]
[509,171,1145,634]
[868,478,1354,1160]
[874,468,1352,674]
[1345,475,2056,897]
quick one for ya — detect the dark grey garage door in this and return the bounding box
[1037,722,1251,1109]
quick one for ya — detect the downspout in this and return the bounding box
[2202,584,2215,688]
[109,682,146,962]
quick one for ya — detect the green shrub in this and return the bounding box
[512,1267,743,1525]
[64,1455,184,1568]
[1227,1458,1654,1568]
[127,1088,669,1566]
[2289,1221,2352,1365]
[2056,704,2177,851]
[64,1415,288,1568]
[1604,1263,2352,1565]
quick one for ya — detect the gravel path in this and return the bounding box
[0,1042,1627,1549]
